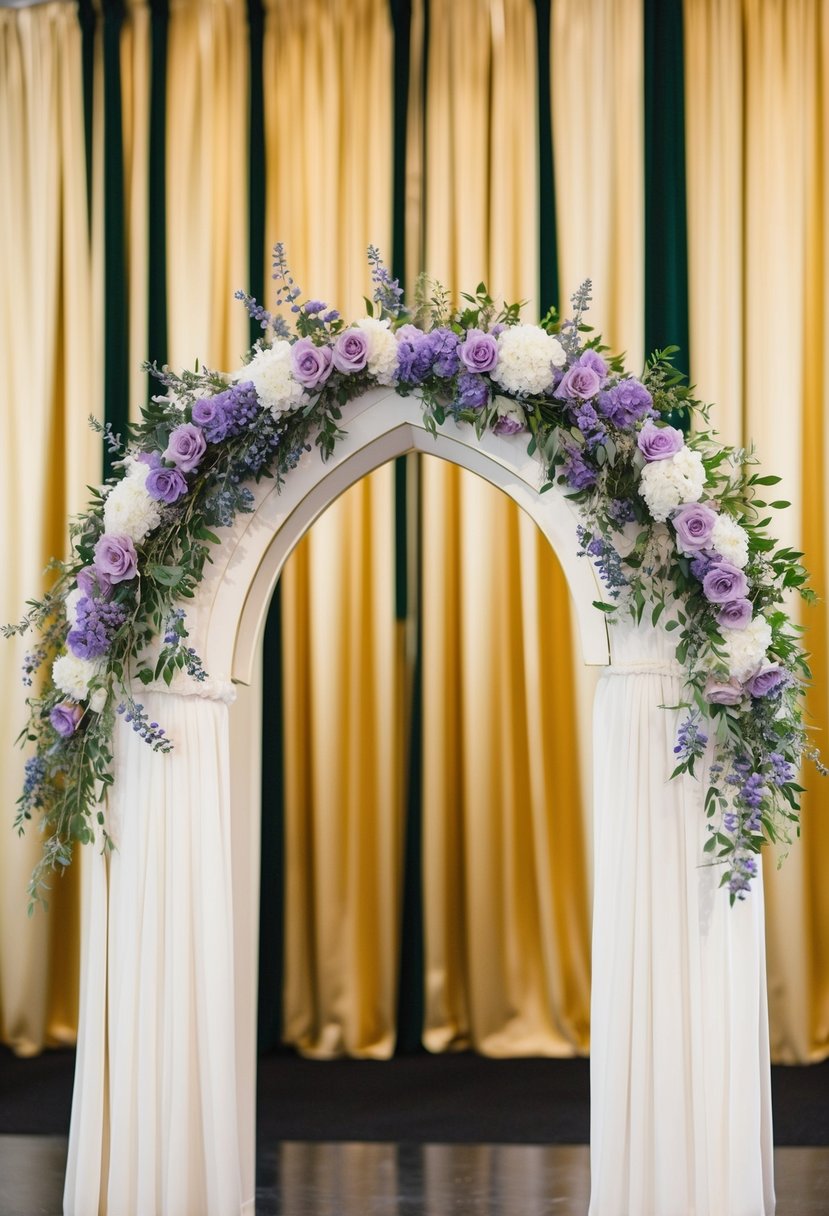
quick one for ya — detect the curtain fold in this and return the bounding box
[262,0,403,1059]
[0,0,100,1056]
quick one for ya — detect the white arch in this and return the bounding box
[197,385,610,687]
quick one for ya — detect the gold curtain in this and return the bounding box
[684,0,829,1064]
[263,0,404,1058]
[0,1,101,1054]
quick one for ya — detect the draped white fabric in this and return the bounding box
[64,692,243,1216]
[590,618,774,1216]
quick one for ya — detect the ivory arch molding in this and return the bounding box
[64,385,774,1216]
[197,384,611,686]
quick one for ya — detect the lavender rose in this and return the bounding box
[598,378,653,427]
[672,502,718,553]
[50,702,84,738]
[715,598,753,630]
[554,363,602,401]
[291,337,334,389]
[94,533,138,584]
[578,349,609,378]
[638,420,685,462]
[332,329,369,373]
[146,465,189,504]
[164,423,206,473]
[191,397,230,443]
[745,663,787,698]
[702,561,749,604]
[459,328,498,374]
[76,564,113,600]
[704,676,744,706]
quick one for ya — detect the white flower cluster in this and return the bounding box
[491,325,566,396]
[721,615,772,682]
[244,341,305,420]
[103,458,162,542]
[53,653,103,702]
[711,513,749,569]
[638,447,705,522]
[355,317,399,386]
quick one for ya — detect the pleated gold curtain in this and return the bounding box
[684,0,829,1063]
[262,0,404,1058]
[2,0,829,1067]
[0,2,101,1054]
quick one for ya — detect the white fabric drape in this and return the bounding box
[590,618,774,1216]
[64,691,242,1216]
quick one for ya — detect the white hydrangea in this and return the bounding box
[721,615,772,682]
[65,588,83,627]
[53,653,103,701]
[244,341,305,420]
[355,317,399,386]
[491,325,565,396]
[103,470,162,542]
[711,513,750,569]
[638,447,705,522]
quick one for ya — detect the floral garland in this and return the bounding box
[6,245,822,908]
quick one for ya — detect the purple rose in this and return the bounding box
[554,363,602,401]
[146,465,189,504]
[50,702,84,738]
[76,564,113,601]
[702,562,749,604]
[459,328,498,374]
[191,397,230,443]
[291,338,334,389]
[638,420,685,462]
[745,664,787,698]
[598,378,654,427]
[715,598,753,629]
[94,534,138,584]
[672,502,718,553]
[578,349,609,378]
[704,676,744,706]
[332,329,369,373]
[164,423,206,473]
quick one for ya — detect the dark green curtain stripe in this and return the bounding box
[643,0,690,384]
[77,0,95,236]
[534,0,559,316]
[389,0,425,1055]
[102,0,129,475]
[246,0,286,1055]
[147,0,169,380]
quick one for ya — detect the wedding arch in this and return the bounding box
[12,253,808,1214]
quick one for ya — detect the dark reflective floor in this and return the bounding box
[2,1138,828,1215]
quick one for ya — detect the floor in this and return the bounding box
[2,1138,828,1215]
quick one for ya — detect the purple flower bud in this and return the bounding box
[94,533,138,584]
[702,561,749,604]
[291,338,334,389]
[332,329,369,373]
[51,702,84,738]
[672,502,718,554]
[637,420,685,462]
[493,413,524,437]
[164,423,207,473]
[459,328,499,374]
[704,676,744,705]
[146,465,189,504]
[714,598,753,629]
[554,363,602,401]
[745,663,787,698]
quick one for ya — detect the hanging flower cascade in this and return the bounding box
[5,245,821,907]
